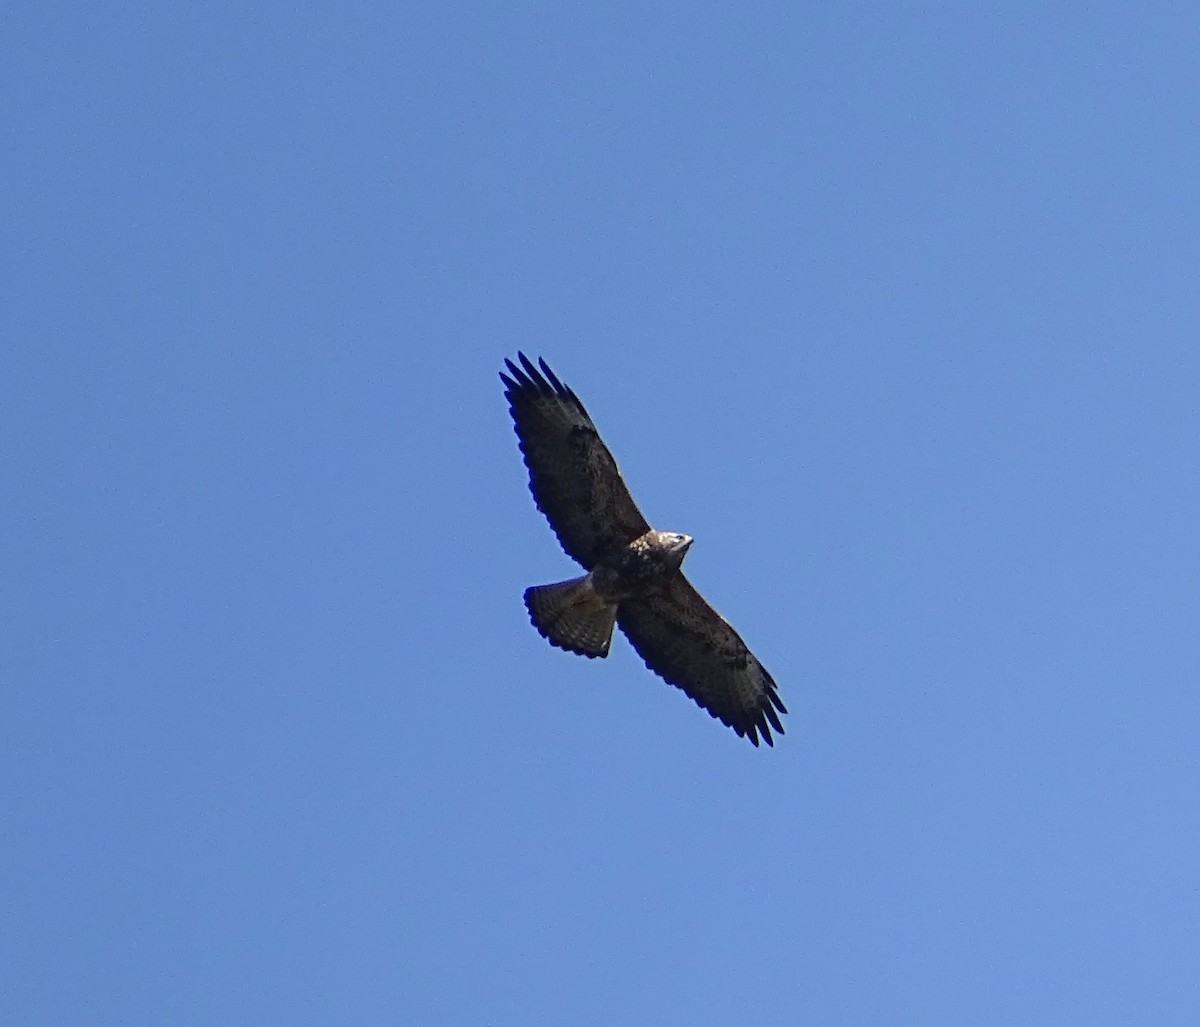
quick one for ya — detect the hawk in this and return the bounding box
[501,352,787,746]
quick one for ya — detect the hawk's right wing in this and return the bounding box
[501,353,651,569]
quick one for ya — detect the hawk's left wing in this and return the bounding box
[617,573,787,746]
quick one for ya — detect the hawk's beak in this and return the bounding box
[676,535,694,553]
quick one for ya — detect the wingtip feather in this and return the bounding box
[538,356,566,393]
[518,351,543,385]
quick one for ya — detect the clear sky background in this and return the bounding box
[4,3,1199,1024]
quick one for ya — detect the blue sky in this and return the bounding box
[4,3,1199,1023]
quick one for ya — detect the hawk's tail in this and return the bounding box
[524,574,617,659]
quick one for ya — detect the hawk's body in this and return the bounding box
[501,353,787,747]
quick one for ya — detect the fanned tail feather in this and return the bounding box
[524,574,617,659]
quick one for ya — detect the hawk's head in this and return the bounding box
[656,531,693,568]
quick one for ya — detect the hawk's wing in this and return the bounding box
[617,573,787,746]
[501,353,651,568]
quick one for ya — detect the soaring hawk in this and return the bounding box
[501,353,787,746]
